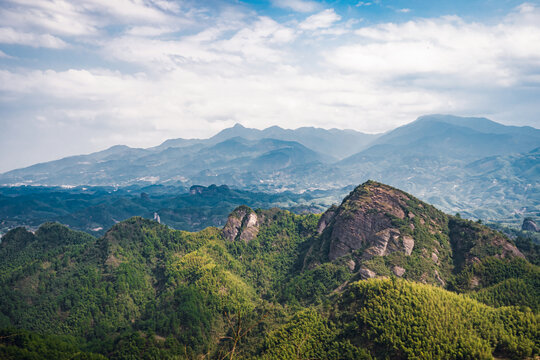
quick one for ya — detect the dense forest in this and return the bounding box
[0,184,348,236]
[0,182,538,359]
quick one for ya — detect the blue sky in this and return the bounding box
[1,0,539,172]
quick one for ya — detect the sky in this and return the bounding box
[0,0,539,173]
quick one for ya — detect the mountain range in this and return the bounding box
[1,181,538,359]
[1,114,539,223]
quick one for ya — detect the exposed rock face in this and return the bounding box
[434,270,445,286]
[402,236,415,256]
[306,181,529,288]
[317,205,337,234]
[497,240,524,259]
[189,185,205,195]
[393,266,406,277]
[522,218,540,232]
[280,180,537,292]
[222,206,260,242]
[324,181,419,261]
[358,267,376,279]
[346,259,356,272]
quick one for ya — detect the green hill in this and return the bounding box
[1,181,538,359]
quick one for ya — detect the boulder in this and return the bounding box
[222,206,260,243]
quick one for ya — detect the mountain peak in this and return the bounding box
[265,125,284,131]
[311,180,523,285]
[320,180,434,262]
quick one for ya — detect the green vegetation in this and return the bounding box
[0,328,106,360]
[260,309,371,360]
[1,181,539,359]
[452,257,540,312]
[337,278,538,359]
[281,263,352,305]
[0,184,346,236]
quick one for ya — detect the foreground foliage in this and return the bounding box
[338,278,538,359]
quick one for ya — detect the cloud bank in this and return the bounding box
[0,0,539,172]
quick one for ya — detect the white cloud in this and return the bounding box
[125,26,177,36]
[271,0,319,13]
[397,8,411,13]
[0,0,191,41]
[80,0,178,23]
[0,27,67,48]
[326,8,540,87]
[299,9,341,30]
[100,35,238,69]
[1,1,540,172]
[149,0,181,14]
[214,17,296,62]
[100,17,296,69]
[0,1,98,36]
[0,62,455,147]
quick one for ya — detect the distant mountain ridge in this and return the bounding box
[358,114,540,160]
[150,123,378,159]
[1,114,539,223]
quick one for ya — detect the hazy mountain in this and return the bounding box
[1,115,538,224]
[465,146,540,182]
[151,123,379,159]
[0,137,332,187]
[347,114,540,161]
[206,123,380,159]
[1,181,537,359]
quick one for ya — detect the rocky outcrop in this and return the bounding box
[402,236,415,256]
[346,259,356,271]
[317,205,337,234]
[222,206,260,243]
[308,181,527,288]
[358,267,376,280]
[522,218,540,232]
[393,266,406,277]
[324,181,423,261]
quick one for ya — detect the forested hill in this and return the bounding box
[0,181,538,359]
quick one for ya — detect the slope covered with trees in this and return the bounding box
[0,181,538,359]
